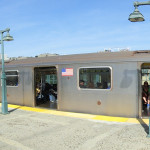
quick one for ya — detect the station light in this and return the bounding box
[129,1,150,22]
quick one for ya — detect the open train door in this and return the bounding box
[141,63,150,117]
[34,66,57,109]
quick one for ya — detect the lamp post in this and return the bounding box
[129,1,150,138]
[0,28,13,114]
[129,1,150,22]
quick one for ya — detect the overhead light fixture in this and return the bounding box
[128,6,145,22]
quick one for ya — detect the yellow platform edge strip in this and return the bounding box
[0,103,149,124]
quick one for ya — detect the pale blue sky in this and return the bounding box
[1,0,150,57]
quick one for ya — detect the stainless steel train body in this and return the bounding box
[0,50,150,118]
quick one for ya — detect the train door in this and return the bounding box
[141,63,150,117]
[34,66,57,109]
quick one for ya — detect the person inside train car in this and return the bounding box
[35,83,43,105]
[97,82,103,89]
[103,81,108,89]
[36,84,41,97]
[107,83,111,89]
[79,80,86,88]
[142,81,150,109]
[49,85,57,102]
[88,82,94,88]
[42,82,52,101]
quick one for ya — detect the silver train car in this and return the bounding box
[0,50,150,118]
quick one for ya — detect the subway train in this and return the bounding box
[0,50,150,118]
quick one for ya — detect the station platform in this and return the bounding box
[0,103,149,125]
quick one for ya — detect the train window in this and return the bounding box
[79,67,111,89]
[5,71,18,86]
[45,74,57,84]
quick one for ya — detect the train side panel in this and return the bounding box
[0,67,34,107]
[58,62,138,117]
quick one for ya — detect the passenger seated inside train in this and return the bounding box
[107,83,111,89]
[36,82,57,105]
[79,80,86,88]
[97,82,103,89]
[36,83,41,97]
[49,84,57,102]
[97,82,110,89]
[88,82,94,88]
[103,81,108,89]
[142,81,150,110]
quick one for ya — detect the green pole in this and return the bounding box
[1,31,8,114]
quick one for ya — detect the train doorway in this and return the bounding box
[34,66,57,109]
[141,63,150,117]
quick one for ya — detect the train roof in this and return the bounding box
[3,50,150,67]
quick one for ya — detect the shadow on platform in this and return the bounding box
[138,118,149,134]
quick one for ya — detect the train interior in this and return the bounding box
[141,63,150,117]
[34,67,57,109]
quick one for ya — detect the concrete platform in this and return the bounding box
[0,103,150,150]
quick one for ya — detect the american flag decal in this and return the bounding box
[62,68,73,76]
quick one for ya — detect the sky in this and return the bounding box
[1,0,150,58]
